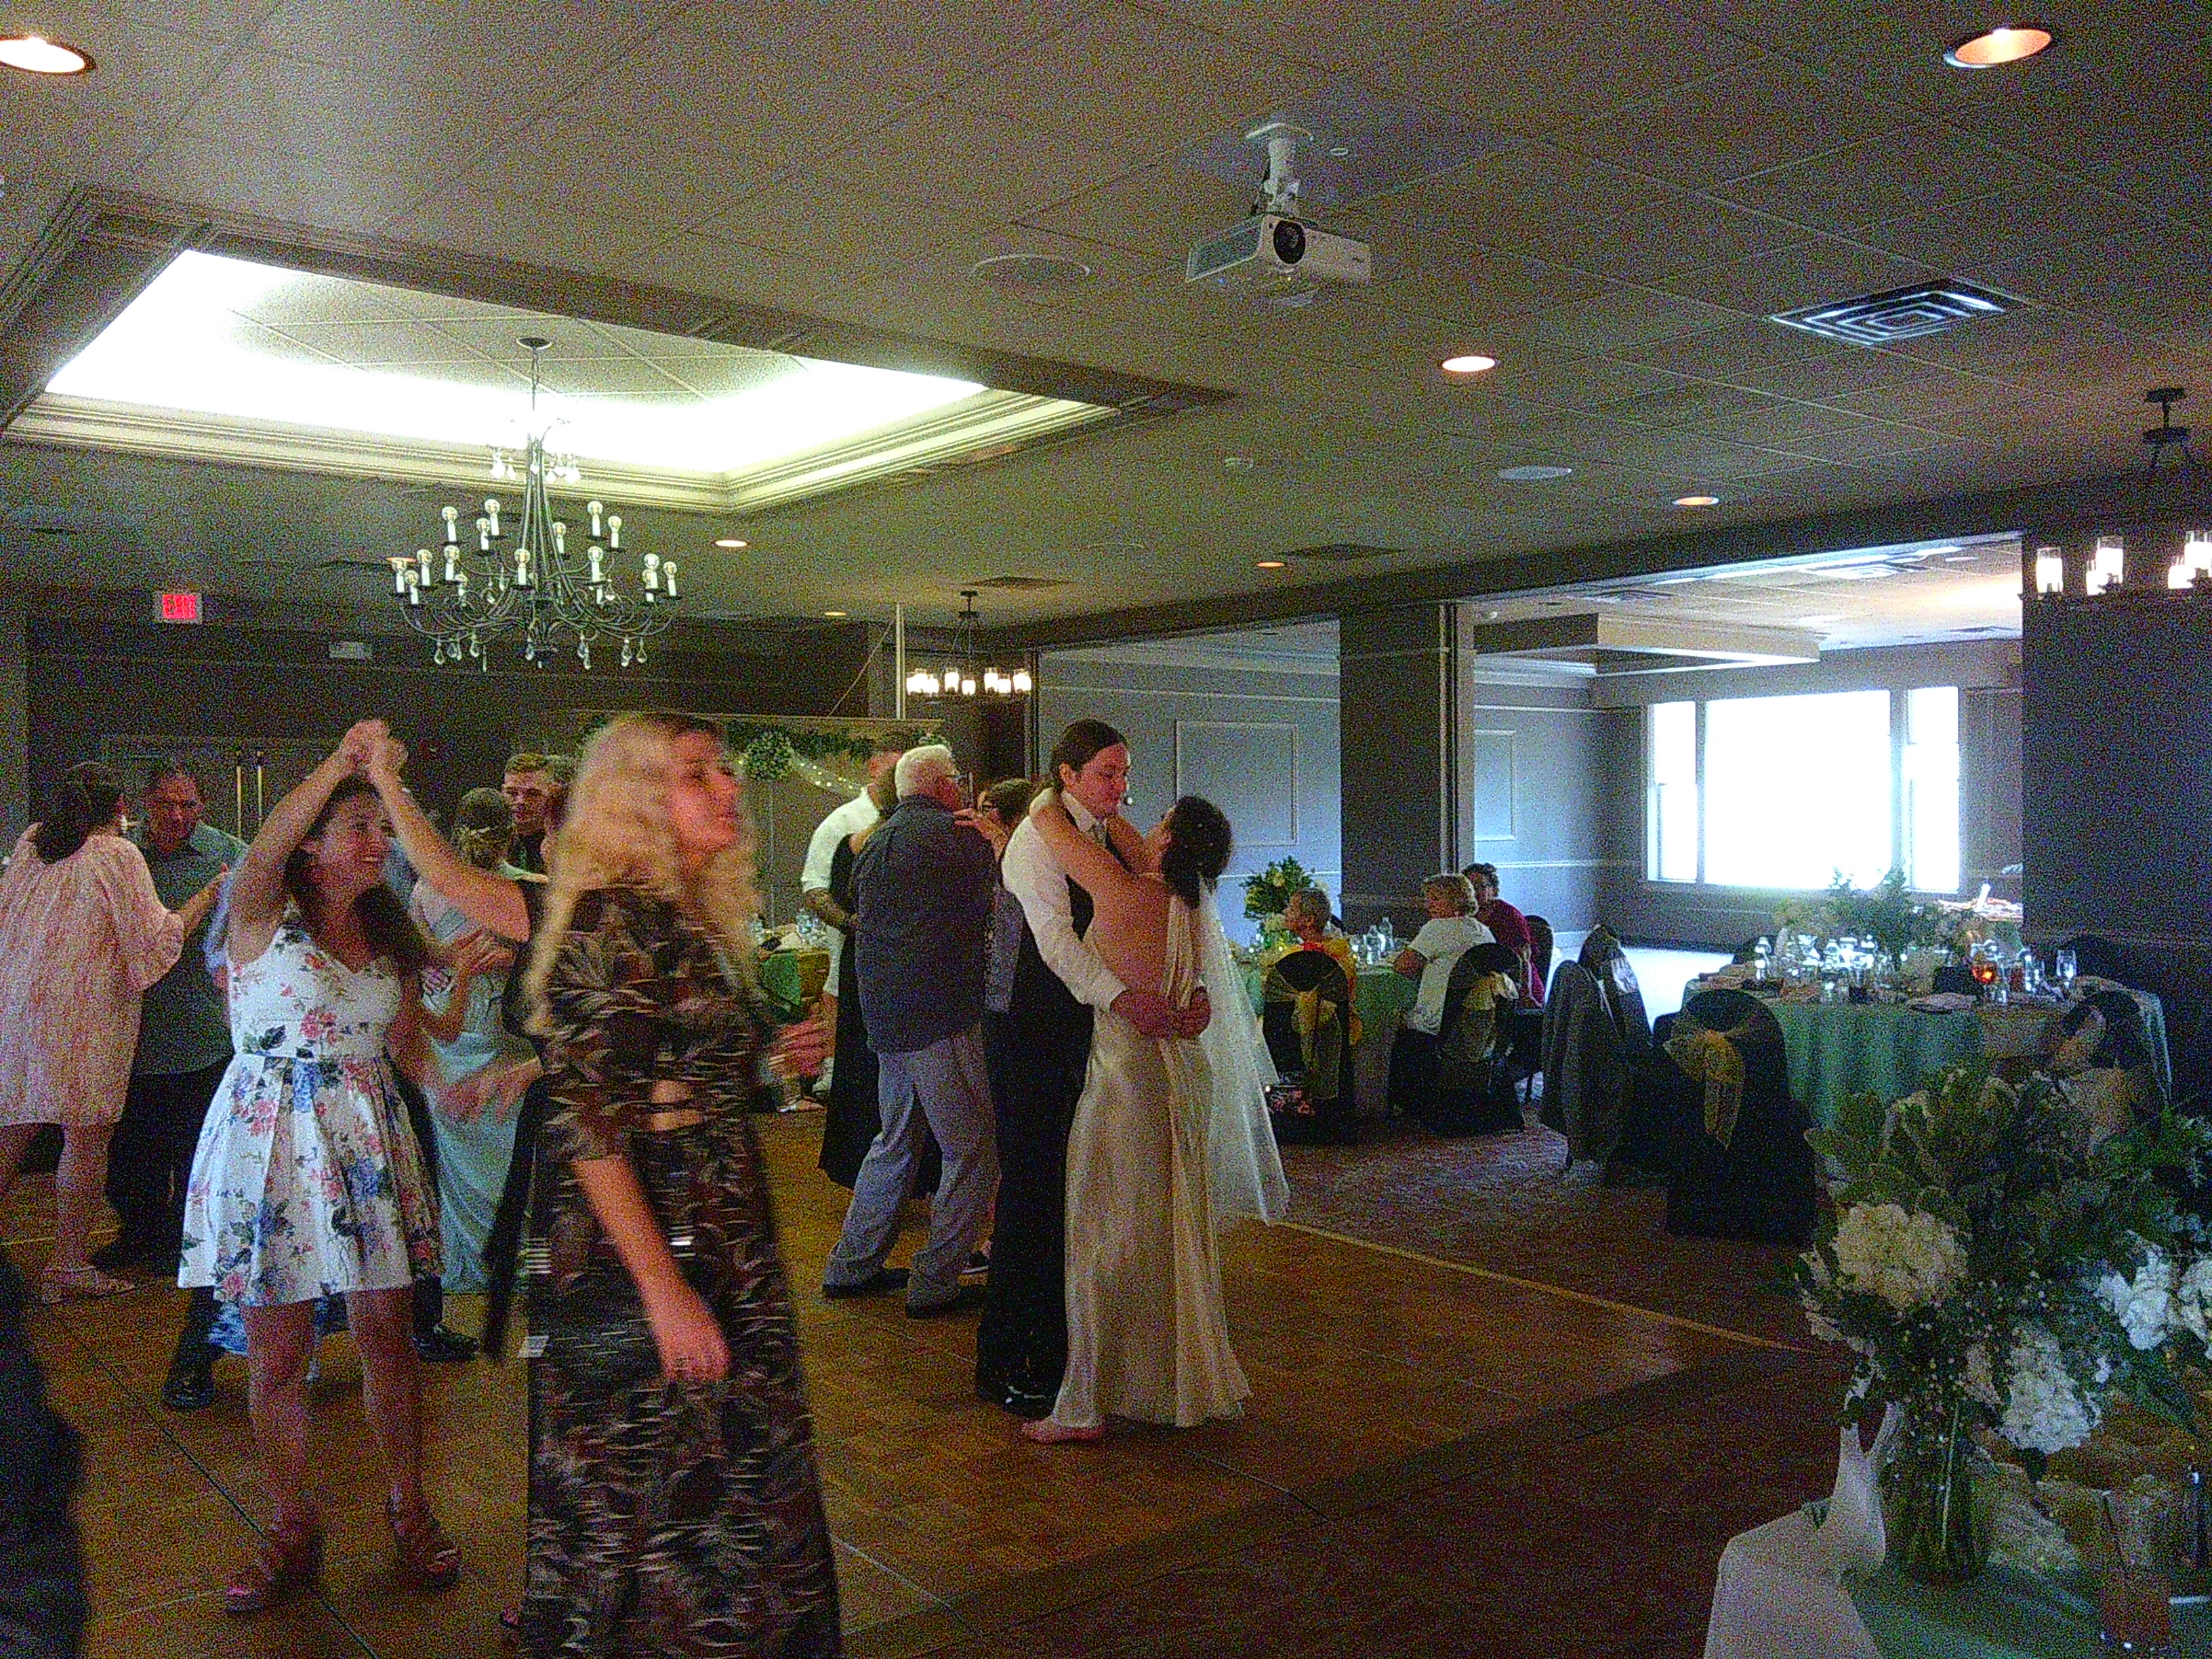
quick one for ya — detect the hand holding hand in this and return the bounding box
[775,1015,830,1078]
[1176,986,1212,1038]
[644,1281,729,1386]
[447,928,514,980]
[1112,987,1180,1040]
[340,719,390,772]
[956,806,1008,855]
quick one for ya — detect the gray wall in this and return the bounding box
[1455,630,1628,939]
[1340,605,1454,935]
[1589,639,2024,949]
[1037,644,1340,945]
[0,605,24,844]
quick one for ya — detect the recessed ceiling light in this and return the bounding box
[1441,353,1498,375]
[0,34,94,73]
[1673,494,1721,508]
[1498,464,1572,482]
[822,609,847,618]
[714,537,748,548]
[1944,25,2052,68]
[1919,544,1963,556]
[1223,455,1256,472]
[1256,558,1287,570]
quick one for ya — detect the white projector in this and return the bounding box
[1185,213,1371,295]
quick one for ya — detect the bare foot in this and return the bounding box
[1019,1418,1105,1445]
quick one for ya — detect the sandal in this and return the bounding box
[1019,1417,1105,1446]
[39,1264,134,1305]
[387,1494,460,1592]
[224,1517,323,1615]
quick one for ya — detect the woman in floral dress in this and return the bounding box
[513,712,838,1658]
[179,726,491,1613]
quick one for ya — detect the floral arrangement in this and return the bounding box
[1774,867,1948,960]
[739,728,797,783]
[1795,1061,2211,1578]
[1242,857,1314,922]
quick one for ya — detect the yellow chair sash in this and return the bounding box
[1666,1023,1746,1148]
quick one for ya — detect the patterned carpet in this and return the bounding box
[1277,1115,1816,1349]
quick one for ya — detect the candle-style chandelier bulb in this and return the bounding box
[441,505,459,546]
[485,497,502,539]
[588,500,605,538]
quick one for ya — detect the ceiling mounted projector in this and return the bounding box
[1186,121,1371,299]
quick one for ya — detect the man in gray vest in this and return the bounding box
[95,761,244,1409]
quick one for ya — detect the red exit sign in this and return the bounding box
[157,590,203,623]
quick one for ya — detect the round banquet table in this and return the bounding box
[1736,993,2171,1128]
[1240,958,1418,1115]
[1706,1506,2212,1659]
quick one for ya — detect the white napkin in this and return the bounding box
[1811,1404,1902,1580]
[1910,991,1978,1014]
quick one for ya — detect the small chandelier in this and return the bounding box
[902,590,1031,699]
[385,336,677,670]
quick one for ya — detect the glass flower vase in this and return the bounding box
[1883,1395,1994,1584]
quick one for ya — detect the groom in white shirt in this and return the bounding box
[976,720,1199,1416]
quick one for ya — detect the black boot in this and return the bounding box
[411,1274,478,1362]
[160,1288,218,1411]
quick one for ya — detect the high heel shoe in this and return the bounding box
[387,1494,460,1592]
[39,1263,133,1305]
[224,1517,323,1615]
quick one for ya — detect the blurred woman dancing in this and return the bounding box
[516,712,838,1658]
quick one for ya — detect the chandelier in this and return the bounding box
[385,336,678,670]
[901,590,1031,699]
[2028,388,2212,598]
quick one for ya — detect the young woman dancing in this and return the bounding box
[178,725,493,1612]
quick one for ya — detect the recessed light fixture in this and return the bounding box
[1919,544,1963,556]
[1223,455,1256,472]
[1944,24,2052,68]
[0,34,94,73]
[1441,353,1498,375]
[1256,558,1288,570]
[1498,464,1572,482]
[714,537,748,548]
[822,609,847,618]
[1673,493,1721,508]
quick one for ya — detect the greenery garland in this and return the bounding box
[722,720,932,766]
[739,729,796,782]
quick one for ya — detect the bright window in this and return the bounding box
[1642,687,1963,894]
[1647,701,1698,882]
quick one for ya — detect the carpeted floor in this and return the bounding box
[1277,1115,1815,1349]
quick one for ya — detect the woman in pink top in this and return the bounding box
[0,762,225,1302]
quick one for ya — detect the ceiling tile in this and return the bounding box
[1524,283,1744,352]
[259,318,497,364]
[1141,0,1511,74]
[1860,183,2153,275]
[127,125,436,230]
[947,3,1298,157]
[253,0,692,76]
[1603,318,1846,382]
[1518,194,1806,284]
[1565,56,1893,189]
[1015,160,1258,262]
[806,100,1136,222]
[1651,237,1934,319]
[1366,0,1755,135]
[1715,126,2014,234]
[467,114,782,232]
[1362,144,1679,239]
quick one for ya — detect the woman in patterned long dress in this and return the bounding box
[514,712,838,1659]
[179,727,491,1614]
[0,762,224,1303]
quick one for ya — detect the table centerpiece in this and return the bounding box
[1242,856,1314,951]
[1795,1061,2212,1584]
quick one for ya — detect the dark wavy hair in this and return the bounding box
[31,762,124,863]
[1050,719,1126,785]
[282,776,432,974]
[1158,796,1232,907]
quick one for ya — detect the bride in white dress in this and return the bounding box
[1020,790,1286,1444]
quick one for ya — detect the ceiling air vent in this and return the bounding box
[1769,279,2017,347]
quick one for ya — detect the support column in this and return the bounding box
[1338,602,1458,933]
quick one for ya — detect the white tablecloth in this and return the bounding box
[1704,1509,1882,1659]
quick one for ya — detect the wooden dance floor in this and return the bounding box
[20,1114,1828,1658]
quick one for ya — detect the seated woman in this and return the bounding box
[1386,874,1494,1113]
[1019,791,1285,1444]
[1263,886,1361,1044]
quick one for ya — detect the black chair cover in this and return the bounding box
[1662,988,1816,1244]
[1262,949,1359,1145]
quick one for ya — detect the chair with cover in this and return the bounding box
[1660,987,1815,1244]
[1261,947,1358,1145]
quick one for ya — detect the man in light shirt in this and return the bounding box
[975,720,1204,1417]
[799,735,906,1049]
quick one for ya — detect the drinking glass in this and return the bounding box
[2057,948,2078,996]
[2100,1484,2180,1656]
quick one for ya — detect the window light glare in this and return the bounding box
[1440,353,1497,375]
[1673,494,1721,508]
[1944,25,2052,68]
[0,35,93,73]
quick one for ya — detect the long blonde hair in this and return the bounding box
[522,712,759,1025]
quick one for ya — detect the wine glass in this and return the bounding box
[2055,948,2078,997]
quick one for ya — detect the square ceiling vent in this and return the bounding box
[1769,279,2018,347]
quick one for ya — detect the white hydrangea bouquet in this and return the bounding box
[1794,1062,2212,1582]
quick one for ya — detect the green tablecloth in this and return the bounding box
[759,947,830,1013]
[1849,1560,2211,1658]
[1766,996,2171,1128]
[1240,960,1416,1031]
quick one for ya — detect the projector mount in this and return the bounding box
[1247,121,1311,218]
